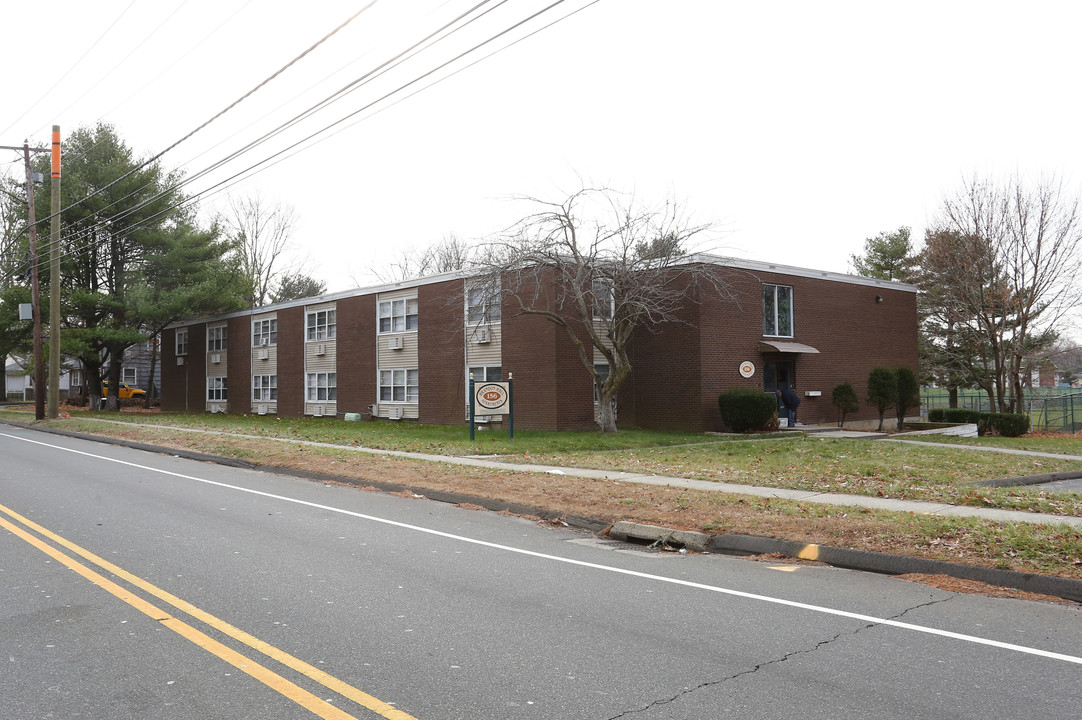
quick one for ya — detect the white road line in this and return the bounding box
[4,430,1080,666]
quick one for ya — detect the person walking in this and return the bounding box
[777,387,801,427]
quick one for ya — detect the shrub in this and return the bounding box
[866,366,897,431]
[894,367,920,429]
[831,382,859,427]
[718,389,778,433]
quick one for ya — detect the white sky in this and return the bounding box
[3,0,1081,323]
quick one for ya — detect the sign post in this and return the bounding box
[469,373,514,441]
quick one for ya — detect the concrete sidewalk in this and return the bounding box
[18,415,1082,529]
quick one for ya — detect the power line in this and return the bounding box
[0,0,139,137]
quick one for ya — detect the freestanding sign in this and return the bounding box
[469,374,514,440]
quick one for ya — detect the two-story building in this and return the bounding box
[160,257,919,431]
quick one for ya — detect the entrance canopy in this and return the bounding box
[758,340,820,354]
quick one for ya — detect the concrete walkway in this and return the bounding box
[18,415,1082,530]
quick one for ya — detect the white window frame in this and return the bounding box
[466,286,501,325]
[379,368,418,403]
[306,372,337,402]
[378,298,418,333]
[762,284,794,338]
[592,278,615,321]
[253,374,277,401]
[176,328,189,356]
[207,376,228,401]
[253,318,278,346]
[207,325,228,352]
[123,367,137,385]
[306,310,337,341]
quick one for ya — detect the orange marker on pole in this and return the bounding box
[51,127,61,179]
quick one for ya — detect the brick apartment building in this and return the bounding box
[160,257,918,431]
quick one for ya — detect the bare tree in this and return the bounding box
[221,194,299,307]
[475,188,728,432]
[920,175,1082,412]
[374,234,476,282]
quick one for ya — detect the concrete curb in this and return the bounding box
[707,532,1082,603]
[973,470,1082,488]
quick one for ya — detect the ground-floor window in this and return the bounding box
[307,372,337,401]
[208,376,227,401]
[467,366,502,416]
[253,374,277,401]
[123,368,137,385]
[380,368,418,402]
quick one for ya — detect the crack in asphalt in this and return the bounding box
[604,594,956,720]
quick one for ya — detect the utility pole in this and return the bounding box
[2,141,50,419]
[22,142,45,420]
[48,126,61,419]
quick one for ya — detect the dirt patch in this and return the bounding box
[895,573,1078,605]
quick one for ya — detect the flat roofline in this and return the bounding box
[169,256,916,329]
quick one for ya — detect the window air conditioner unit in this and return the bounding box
[210,353,221,364]
[474,328,491,344]
[387,406,403,420]
[387,336,403,350]
[314,343,326,356]
[257,404,268,415]
[176,357,184,366]
[312,405,324,417]
[260,338,269,346]
[257,348,269,360]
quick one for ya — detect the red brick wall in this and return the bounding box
[160,322,207,412]
[227,316,251,414]
[418,279,466,425]
[274,307,303,417]
[336,294,377,415]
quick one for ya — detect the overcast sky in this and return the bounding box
[3,1,1081,312]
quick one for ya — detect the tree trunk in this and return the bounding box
[144,336,158,409]
[596,394,618,433]
[948,386,958,409]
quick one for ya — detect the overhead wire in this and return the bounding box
[0,0,140,137]
[21,0,596,279]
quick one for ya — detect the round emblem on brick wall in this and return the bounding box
[739,361,755,378]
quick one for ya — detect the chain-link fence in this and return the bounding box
[921,388,1082,433]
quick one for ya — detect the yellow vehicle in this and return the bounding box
[102,381,146,399]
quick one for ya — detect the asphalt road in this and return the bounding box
[2,425,1080,719]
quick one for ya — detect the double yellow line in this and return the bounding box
[0,502,420,720]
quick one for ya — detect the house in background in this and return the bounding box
[4,357,75,402]
[160,257,919,431]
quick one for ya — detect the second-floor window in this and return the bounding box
[467,286,501,325]
[208,325,227,351]
[253,319,278,346]
[763,284,793,337]
[379,298,418,333]
[176,329,189,356]
[307,310,336,341]
[592,278,615,321]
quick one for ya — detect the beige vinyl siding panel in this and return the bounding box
[305,402,336,416]
[252,345,278,368]
[466,324,500,366]
[374,403,419,420]
[206,352,227,377]
[377,287,417,302]
[377,332,418,367]
[305,340,336,371]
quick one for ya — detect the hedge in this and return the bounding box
[719,389,778,433]
[927,408,1030,437]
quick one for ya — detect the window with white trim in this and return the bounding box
[378,298,418,333]
[592,278,615,321]
[176,329,189,356]
[306,372,337,401]
[762,284,794,337]
[306,310,336,341]
[253,374,277,401]
[123,368,137,385]
[380,368,418,402]
[466,286,501,325]
[207,325,227,351]
[208,376,228,401]
[253,318,278,346]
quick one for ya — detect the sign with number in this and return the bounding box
[474,382,510,413]
[739,361,755,378]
